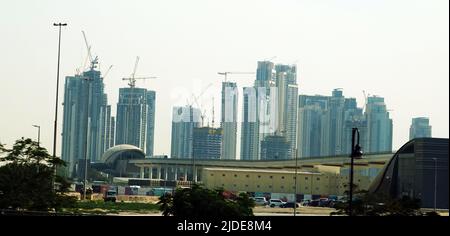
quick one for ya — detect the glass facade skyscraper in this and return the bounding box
[61,69,114,178]
[409,117,432,140]
[115,87,156,156]
[170,106,201,159]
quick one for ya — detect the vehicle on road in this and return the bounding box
[269,199,286,207]
[251,197,269,206]
[280,202,299,208]
[104,189,117,202]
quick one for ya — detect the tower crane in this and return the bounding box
[122,56,157,88]
[82,31,98,71]
[217,71,255,83]
[188,83,214,127]
[102,65,113,79]
[362,90,369,112]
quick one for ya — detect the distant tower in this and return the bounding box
[240,87,259,160]
[221,82,238,160]
[170,106,201,159]
[365,96,393,153]
[409,117,432,140]
[61,69,113,178]
[115,87,156,156]
[193,127,222,160]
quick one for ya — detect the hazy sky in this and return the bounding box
[0,0,448,157]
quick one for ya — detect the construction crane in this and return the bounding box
[363,90,370,112]
[82,31,98,71]
[263,56,277,61]
[122,56,157,88]
[217,72,255,83]
[102,65,113,79]
[188,83,214,127]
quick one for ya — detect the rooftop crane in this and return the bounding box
[103,65,113,79]
[122,56,157,88]
[362,90,369,112]
[217,71,255,83]
[82,31,98,71]
[189,83,214,127]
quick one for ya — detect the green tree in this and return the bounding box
[331,190,425,216]
[0,138,77,212]
[157,184,255,217]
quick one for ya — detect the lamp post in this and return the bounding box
[432,158,437,212]
[52,22,67,190]
[32,125,41,147]
[52,23,67,159]
[33,125,41,173]
[349,128,363,216]
[294,148,298,216]
[82,76,92,200]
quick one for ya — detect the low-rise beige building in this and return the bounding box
[202,165,373,197]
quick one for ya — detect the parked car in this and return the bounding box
[269,199,286,207]
[280,202,299,208]
[318,198,330,207]
[251,197,269,206]
[300,200,311,206]
[308,199,320,207]
[104,189,117,202]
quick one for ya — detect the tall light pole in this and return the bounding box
[33,125,41,173]
[83,76,92,200]
[32,125,41,147]
[52,23,67,182]
[432,158,437,212]
[349,128,363,216]
[294,148,298,216]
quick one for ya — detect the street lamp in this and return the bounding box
[52,22,67,190]
[294,148,298,216]
[52,22,67,159]
[32,125,41,147]
[432,158,438,212]
[349,128,363,216]
[82,76,92,200]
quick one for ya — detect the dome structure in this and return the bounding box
[93,144,145,178]
[101,144,145,164]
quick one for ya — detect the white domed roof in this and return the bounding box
[101,144,145,163]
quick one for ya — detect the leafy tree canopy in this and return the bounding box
[331,190,427,216]
[158,184,255,217]
[0,138,76,211]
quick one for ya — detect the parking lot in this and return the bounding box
[253,206,335,216]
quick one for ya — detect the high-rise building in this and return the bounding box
[297,95,329,158]
[115,87,156,156]
[240,87,259,160]
[409,117,432,140]
[170,106,201,159]
[365,96,393,153]
[241,61,299,160]
[320,89,346,156]
[297,89,373,158]
[193,127,222,159]
[221,82,238,160]
[61,68,113,178]
[274,64,298,159]
[255,61,276,141]
[260,135,292,160]
[342,99,367,155]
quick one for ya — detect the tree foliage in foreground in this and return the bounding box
[0,138,77,211]
[157,184,255,217]
[331,190,430,216]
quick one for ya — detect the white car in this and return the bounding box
[269,199,286,207]
[252,197,268,206]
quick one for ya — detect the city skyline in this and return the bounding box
[0,0,448,157]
